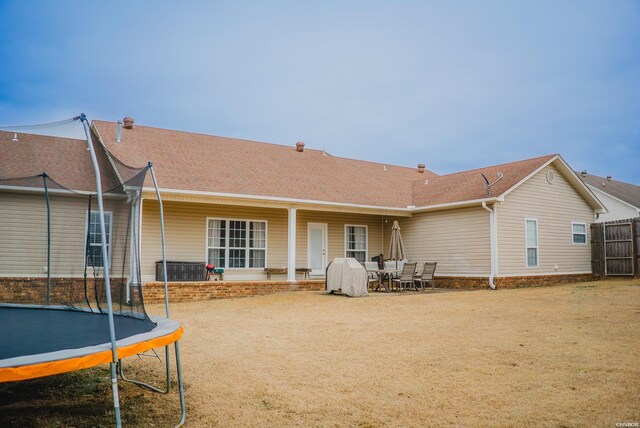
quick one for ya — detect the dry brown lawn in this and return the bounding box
[1,279,639,427]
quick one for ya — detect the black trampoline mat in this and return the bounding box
[0,307,156,360]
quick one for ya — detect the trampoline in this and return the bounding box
[0,115,186,427]
[0,305,183,382]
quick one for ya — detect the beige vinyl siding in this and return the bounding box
[0,191,130,277]
[387,207,491,276]
[497,165,594,275]
[295,210,383,270]
[140,201,384,281]
[141,200,289,281]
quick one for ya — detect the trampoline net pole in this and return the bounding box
[149,163,170,318]
[43,173,51,306]
[80,114,122,428]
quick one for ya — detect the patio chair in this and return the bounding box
[391,262,417,292]
[364,261,379,291]
[415,262,437,292]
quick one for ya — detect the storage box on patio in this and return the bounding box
[155,261,207,281]
[325,258,368,297]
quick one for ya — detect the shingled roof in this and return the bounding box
[91,120,602,211]
[92,120,438,208]
[411,155,557,207]
[1,122,602,213]
[578,173,640,209]
[0,130,120,192]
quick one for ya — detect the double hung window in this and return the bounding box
[525,219,538,268]
[86,211,112,268]
[345,225,368,263]
[207,219,266,268]
[572,222,587,244]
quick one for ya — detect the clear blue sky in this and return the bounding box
[1,1,639,183]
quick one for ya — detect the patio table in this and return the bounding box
[366,269,400,292]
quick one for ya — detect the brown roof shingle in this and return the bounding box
[412,154,557,207]
[0,130,120,192]
[93,121,438,208]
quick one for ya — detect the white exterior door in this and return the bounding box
[308,223,328,276]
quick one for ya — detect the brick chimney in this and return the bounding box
[417,163,425,173]
[123,117,135,129]
[296,141,305,152]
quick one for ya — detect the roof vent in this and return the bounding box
[116,120,123,143]
[296,141,304,152]
[417,163,425,173]
[123,117,134,129]
[580,170,587,177]
[606,175,612,181]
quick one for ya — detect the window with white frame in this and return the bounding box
[86,211,112,268]
[572,222,587,244]
[345,225,367,263]
[207,219,266,268]
[525,219,538,268]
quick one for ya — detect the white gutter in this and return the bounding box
[482,201,497,290]
[412,196,503,213]
[142,186,414,213]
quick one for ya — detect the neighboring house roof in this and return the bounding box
[92,120,438,209]
[577,173,640,209]
[0,130,120,193]
[91,120,606,212]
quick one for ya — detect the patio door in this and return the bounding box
[308,223,328,276]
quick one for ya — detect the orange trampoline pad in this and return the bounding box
[0,306,183,383]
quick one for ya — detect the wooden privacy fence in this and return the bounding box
[591,218,640,278]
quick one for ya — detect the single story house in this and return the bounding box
[577,172,640,222]
[0,119,607,292]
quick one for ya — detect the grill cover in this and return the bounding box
[326,258,368,297]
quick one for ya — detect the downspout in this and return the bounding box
[482,201,497,290]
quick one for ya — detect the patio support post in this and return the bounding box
[287,207,297,282]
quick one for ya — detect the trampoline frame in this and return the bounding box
[0,115,186,427]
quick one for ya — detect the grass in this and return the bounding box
[1,278,639,427]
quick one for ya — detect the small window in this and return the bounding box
[525,219,538,268]
[86,211,112,268]
[572,222,587,244]
[345,225,368,263]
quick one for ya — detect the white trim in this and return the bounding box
[571,221,587,245]
[84,209,113,269]
[144,186,412,213]
[0,185,122,198]
[412,197,503,213]
[287,208,297,281]
[494,203,499,276]
[501,155,607,213]
[500,156,557,199]
[525,218,539,268]
[307,222,328,276]
[344,224,368,263]
[587,184,640,211]
[205,217,268,270]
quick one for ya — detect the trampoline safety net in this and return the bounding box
[0,162,152,320]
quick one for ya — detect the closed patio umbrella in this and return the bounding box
[388,221,407,268]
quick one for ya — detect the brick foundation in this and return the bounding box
[435,273,595,290]
[494,273,595,288]
[1,273,598,304]
[0,277,141,305]
[142,280,326,303]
